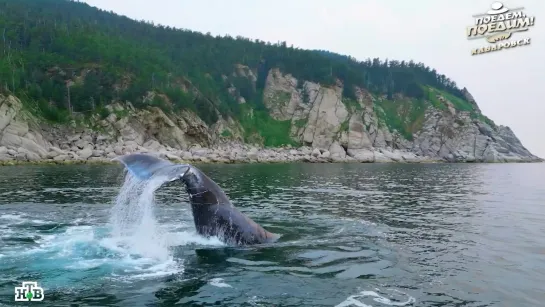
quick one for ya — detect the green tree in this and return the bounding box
[0,0,473,128]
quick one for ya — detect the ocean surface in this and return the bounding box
[0,162,544,307]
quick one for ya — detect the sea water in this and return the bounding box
[1,162,544,306]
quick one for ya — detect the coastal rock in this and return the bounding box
[0,70,541,166]
[260,70,540,163]
[54,154,71,161]
[410,108,540,163]
[347,149,374,162]
[0,153,11,161]
[165,153,181,161]
[329,142,346,156]
[380,149,403,162]
[374,151,393,163]
[78,147,93,160]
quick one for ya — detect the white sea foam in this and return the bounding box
[209,278,233,288]
[0,213,24,221]
[335,288,415,307]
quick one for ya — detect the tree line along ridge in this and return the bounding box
[0,0,479,133]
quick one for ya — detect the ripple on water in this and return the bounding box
[1,163,545,306]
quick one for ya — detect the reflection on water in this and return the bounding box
[0,162,544,306]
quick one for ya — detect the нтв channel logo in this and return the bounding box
[14,281,44,302]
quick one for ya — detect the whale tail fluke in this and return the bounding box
[114,153,190,182]
[114,153,281,246]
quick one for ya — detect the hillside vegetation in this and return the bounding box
[0,0,491,146]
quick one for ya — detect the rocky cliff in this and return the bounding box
[261,68,541,163]
[0,66,541,164]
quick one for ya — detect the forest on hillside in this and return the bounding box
[0,0,470,127]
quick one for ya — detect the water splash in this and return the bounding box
[0,166,226,296]
[109,171,173,261]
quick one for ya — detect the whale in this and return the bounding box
[114,153,280,246]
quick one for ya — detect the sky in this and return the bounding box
[82,0,544,158]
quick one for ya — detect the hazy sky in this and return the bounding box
[82,0,544,158]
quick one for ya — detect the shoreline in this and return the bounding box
[1,142,542,167]
[2,94,543,168]
[0,151,542,167]
[1,159,542,167]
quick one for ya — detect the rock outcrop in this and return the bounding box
[0,66,541,165]
[260,69,541,163]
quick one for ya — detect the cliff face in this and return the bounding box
[0,66,541,164]
[259,68,540,162]
[0,93,239,163]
